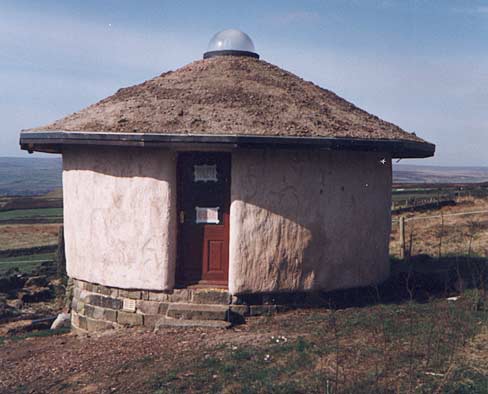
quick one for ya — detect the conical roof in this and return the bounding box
[22,56,434,157]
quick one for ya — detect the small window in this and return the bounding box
[194,164,217,182]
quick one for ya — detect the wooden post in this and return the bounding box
[399,216,406,259]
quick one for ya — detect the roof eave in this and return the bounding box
[19,131,435,158]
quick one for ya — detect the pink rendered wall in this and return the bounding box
[63,146,177,291]
[229,149,392,295]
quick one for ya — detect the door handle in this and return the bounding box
[179,211,185,224]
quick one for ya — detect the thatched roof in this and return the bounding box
[28,56,429,145]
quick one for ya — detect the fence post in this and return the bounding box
[399,216,406,259]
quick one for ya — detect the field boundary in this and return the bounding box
[0,244,58,258]
[392,209,488,223]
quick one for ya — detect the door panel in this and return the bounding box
[176,152,230,286]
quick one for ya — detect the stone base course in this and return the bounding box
[70,278,317,333]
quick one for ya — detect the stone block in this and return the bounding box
[192,290,230,305]
[143,314,161,329]
[73,279,85,290]
[147,291,170,302]
[78,290,90,303]
[84,282,96,293]
[84,304,117,322]
[78,314,88,330]
[75,301,85,314]
[249,305,280,316]
[118,311,144,326]
[135,300,168,315]
[141,291,150,300]
[94,284,118,297]
[230,305,249,316]
[85,294,123,310]
[155,317,231,329]
[167,303,229,321]
[118,290,142,300]
[73,287,81,300]
[85,316,115,332]
[167,289,191,303]
[71,296,78,313]
[71,312,80,327]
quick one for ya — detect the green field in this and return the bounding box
[0,252,55,274]
[0,208,63,221]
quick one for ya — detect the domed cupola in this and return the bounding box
[203,29,259,59]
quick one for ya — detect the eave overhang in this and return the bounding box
[19,131,435,158]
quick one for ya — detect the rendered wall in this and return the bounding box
[229,150,392,294]
[63,147,177,290]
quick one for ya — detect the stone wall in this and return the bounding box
[71,279,233,332]
[63,147,177,291]
[70,279,351,333]
[229,149,392,294]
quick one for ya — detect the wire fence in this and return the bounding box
[392,209,488,224]
[391,207,488,258]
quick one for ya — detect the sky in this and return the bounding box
[1,0,487,166]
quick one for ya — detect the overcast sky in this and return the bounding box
[1,0,487,166]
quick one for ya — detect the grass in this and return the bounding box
[147,289,487,394]
[391,196,488,258]
[0,252,55,274]
[0,223,60,250]
[0,208,63,221]
[0,328,70,348]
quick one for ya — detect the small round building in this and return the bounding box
[20,30,435,331]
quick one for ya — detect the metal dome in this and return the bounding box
[203,29,259,59]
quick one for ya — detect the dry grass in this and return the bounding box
[391,196,488,258]
[0,224,60,250]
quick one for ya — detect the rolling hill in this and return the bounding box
[1,157,488,196]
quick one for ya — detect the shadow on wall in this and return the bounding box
[235,255,488,309]
[230,149,392,294]
[62,146,177,181]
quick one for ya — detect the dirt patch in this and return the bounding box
[0,299,485,393]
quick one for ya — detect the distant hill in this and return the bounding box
[1,157,488,196]
[393,164,488,184]
[0,157,62,196]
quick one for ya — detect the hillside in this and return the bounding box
[0,157,62,196]
[394,164,488,183]
[1,157,488,197]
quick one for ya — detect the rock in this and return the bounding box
[25,275,48,288]
[0,301,21,320]
[18,287,53,303]
[7,299,23,309]
[51,313,71,330]
[0,273,27,292]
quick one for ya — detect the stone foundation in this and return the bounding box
[70,278,353,333]
[71,279,241,333]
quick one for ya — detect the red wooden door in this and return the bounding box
[176,152,230,286]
